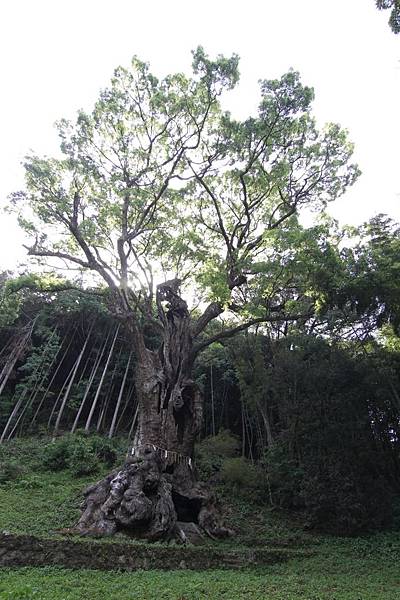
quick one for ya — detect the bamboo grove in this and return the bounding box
[0,296,136,442]
[1,270,400,533]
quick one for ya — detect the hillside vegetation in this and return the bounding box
[1,436,400,599]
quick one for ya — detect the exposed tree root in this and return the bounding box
[75,446,233,543]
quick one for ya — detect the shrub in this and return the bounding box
[300,461,393,535]
[67,437,99,476]
[195,430,240,480]
[0,459,25,484]
[198,430,240,458]
[220,456,268,500]
[266,440,393,535]
[265,444,305,509]
[41,438,70,471]
[39,433,123,476]
[89,435,118,467]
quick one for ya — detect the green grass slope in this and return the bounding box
[1,536,400,600]
[0,437,399,599]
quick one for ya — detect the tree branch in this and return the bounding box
[192,309,314,356]
[25,246,91,269]
[192,301,224,338]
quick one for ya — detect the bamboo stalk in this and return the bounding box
[53,321,95,437]
[71,326,112,434]
[127,402,139,440]
[245,403,254,463]
[115,382,135,434]
[96,388,111,432]
[11,327,60,437]
[210,363,216,436]
[0,322,34,396]
[0,336,14,361]
[84,324,120,433]
[96,345,122,432]
[47,360,77,429]
[30,332,74,427]
[108,351,132,438]
[241,399,246,457]
[2,323,54,441]
[0,394,26,443]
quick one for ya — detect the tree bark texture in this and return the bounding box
[76,447,232,541]
[76,281,232,542]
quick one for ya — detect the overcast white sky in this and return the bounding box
[0,0,399,271]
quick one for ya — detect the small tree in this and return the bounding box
[376,0,400,34]
[11,49,358,539]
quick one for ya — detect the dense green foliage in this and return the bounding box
[192,312,400,533]
[261,337,397,533]
[41,434,120,475]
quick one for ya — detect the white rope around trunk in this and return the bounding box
[128,443,193,469]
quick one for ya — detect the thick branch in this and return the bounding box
[190,166,233,256]
[26,246,91,269]
[192,310,314,356]
[192,302,224,338]
[68,222,119,292]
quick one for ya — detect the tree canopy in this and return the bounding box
[11,48,359,351]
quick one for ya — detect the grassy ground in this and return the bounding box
[0,468,311,545]
[0,435,126,538]
[1,438,400,598]
[1,535,400,600]
[0,470,94,537]
[0,436,309,546]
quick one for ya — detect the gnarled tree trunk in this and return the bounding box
[75,281,232,542]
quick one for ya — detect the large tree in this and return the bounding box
[11,49,358,540]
